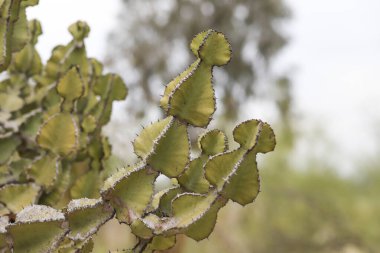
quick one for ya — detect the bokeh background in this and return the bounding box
[27,0,380,252]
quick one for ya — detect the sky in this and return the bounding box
[27,0,380,173]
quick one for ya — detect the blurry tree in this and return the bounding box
[106,0,290,119]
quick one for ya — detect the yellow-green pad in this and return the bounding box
[204,149,245,190]
[198,129,228,156]
[146,235,176,251]
[67,198,114,241]
[0,183,40,213]
[185,196,227,241]
[222,151,260,205]
[36,113,78,156]
[133,116,172,159]
[146,118,189,177]
[8,205,67,253]
[178,157,210,194]
[169,192,217,229]
[0,136,20,165]
[167,63,215,127]
[26,155,59,189]
[101,166,158,224]
[56,66,84,103]
[70,170,100,199]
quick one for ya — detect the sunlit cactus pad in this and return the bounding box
[0,6,275,252]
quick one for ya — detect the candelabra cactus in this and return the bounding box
[0,3,275,252]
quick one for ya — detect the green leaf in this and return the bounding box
[146,118,189,177]
[166,62,215,127]
[8,205,68,253]
[26,154,59,189]
[168,192,217,230]
[146,235,176,251]
[133,116,172,159]
[0,135,21,165]
[70,170,100,199]
[68,21,90,41]
[19,112,43,138]
[56,66,84,104]
[185,196,227,241]
[157,186,183,216]
[101,166,158,224]
[131,218,153,239]
[0,183,41,213]
[198,129,228,156]
[81,115,96,133]
[66,198,114,241]
[36,113,78,156]
[178,157,210,194]
[160,59,200,111]
[204,149,245,190]
[10,5,29,53]
[0,92,24,112]
[198,30,231,66]
[221,151,260,205]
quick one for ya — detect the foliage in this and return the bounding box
[107,0,290,119]
[0,4,276,253]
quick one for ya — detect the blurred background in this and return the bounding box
[28,0,380,252]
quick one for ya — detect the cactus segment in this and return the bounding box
[157,186,183,216]
[8,205,67,253]
[145,118,190,177]
[70,170,100,199]
[185,196,227,241]
[0,136,21,165]
[169,191,218,230]
[163,30,231,127]
[56,66,84,108]
[0,183,41,213]
[198,129,228,156]
[146,235,176,251]
[133,117,172,159]
[36,113,78,156]
[178,157,210,194]
[160,59,200,111]
[66,198,114,241]
[221,152,260,205]
[204,149,246,190]
[26,155,60,190]
[101,166,158,224]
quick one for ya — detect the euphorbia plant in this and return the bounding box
[0,1,275,252]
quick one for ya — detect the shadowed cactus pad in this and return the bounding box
[0,11,276,252]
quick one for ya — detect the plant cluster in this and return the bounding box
[0,1,275,252]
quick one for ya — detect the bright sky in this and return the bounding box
[27,0,380,173]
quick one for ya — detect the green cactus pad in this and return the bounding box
[0,183,41,213]
[178,157,210,194]
[101,166,158,224]
[0,136,21,165]
[26,155,60,189]
[36,113,78,156]
[133,116,172,159]
[146,118,189,177]
[146,235,176,251]
[221,152,260,205]
[163,30,231,127]
[185,196,227,241]
[56,66,84,105]
[198,129,228,156]
[66,198,114,241]
[8,205,67,253]
[70,170,100,199]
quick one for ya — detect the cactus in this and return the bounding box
[0,5,275,252]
